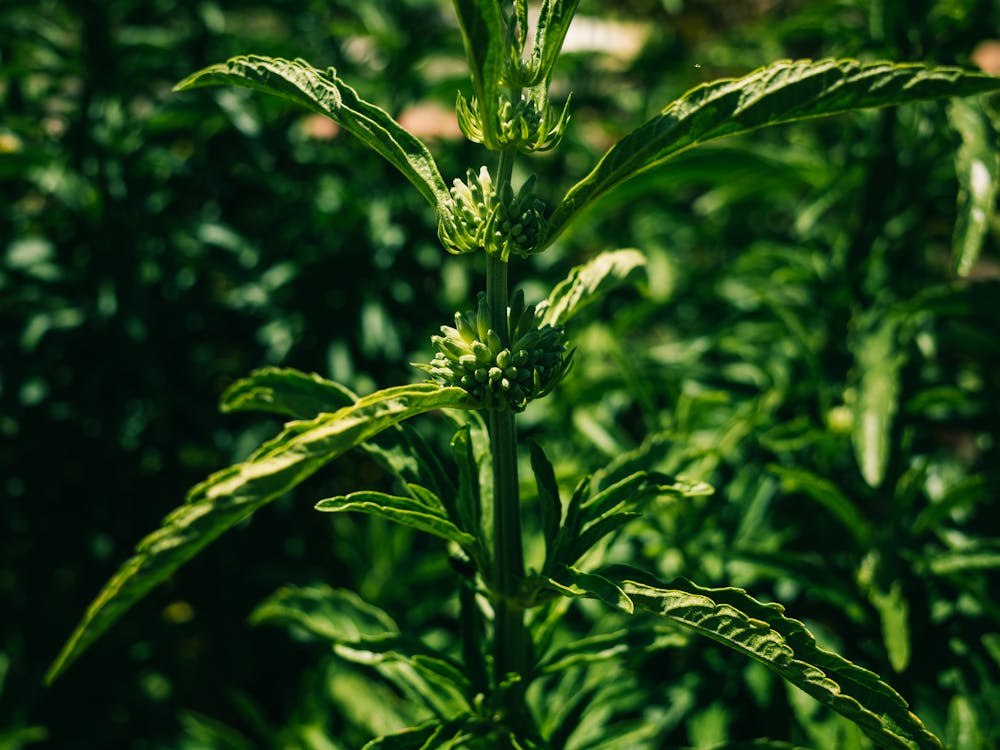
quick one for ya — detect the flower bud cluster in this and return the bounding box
[437,166,496,255]
[418,290,572,412]
[456,89,569,153]
[438,168,547,259]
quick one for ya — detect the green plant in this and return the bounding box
[46,2,1000,747]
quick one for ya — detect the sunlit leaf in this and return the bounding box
[220,366,354,417]
[249,584,399,643]
[47,384,473,683]
[544,59,1000,245]
[175,56,449,207]
[315,490,477,548]
[538,248,646,328]
[589,569,944,750]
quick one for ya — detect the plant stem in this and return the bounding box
[485,148,530,732]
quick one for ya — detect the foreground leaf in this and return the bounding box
[47,384,472,683]
[175,55,449,207]
[592,569,943,750]
[249,584,399,643]
[544,59,1000,246]
[220,366,355,417]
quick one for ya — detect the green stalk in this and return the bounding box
[486,146,531,733]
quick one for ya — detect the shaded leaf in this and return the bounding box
[315,491,477,548]
[538,248,646,328]
[249,584,399,644]
[175,56,449,207]
[768,464,869,544]
[529,440,562,555]
[544,59,1000,245]
[47,384,472,682]
[949,97,999,277]
[869,582,910,673]
[450,0,504,148]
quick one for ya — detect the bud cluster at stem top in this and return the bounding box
[457,88,570,154]
[417,290,572,412]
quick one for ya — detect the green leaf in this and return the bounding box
[361,719,472,750]
[767,465,869,544]
[249,584,399,643]
[538,248,646,328]
[528,440,562,556]
[315,491,477,548]
[175,55,449,207]
[531,0,581,87]
[949,97,999,277]
[220,366,354,417]
[540,566,634,614]
[597,569,943,750]
[544,59,1000,245]
[850,310,906,488]
[47,383,472,683]
[450,0,504,149]
[869,582,911,673]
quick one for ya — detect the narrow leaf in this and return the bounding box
[249,584,398,643]
[544,59,1000,246]
[175,55,449,207]
[450,0,504,147]
[315,491,477,548]
[541,566,634,614]
[538,248,646,328]
[869,582,911,673]
[598,569,943,750]
[949,97,999,277]
[768,465,869,544]
[47,384,472,683]
[851,311,905,488]
[528,440,562,556]
[220,366,354,417]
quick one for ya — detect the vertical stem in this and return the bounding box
[485,154,530,730]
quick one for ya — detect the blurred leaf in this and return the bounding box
[545,59,1000,245]
[47,384,473,683]
[175,55,449,207]
[768,465,869,544]
[869,582,910,673]
[850,311,905,488]
[949,97,999,277]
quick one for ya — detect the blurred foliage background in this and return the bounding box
[2,0,999,748]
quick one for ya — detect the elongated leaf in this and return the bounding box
[220,366,354,417]
[47,383,472,683]
[768,464,869,544]
[538,248,646,328]
[597,569,942,750]
[361,719,471,750]
[851,311,905,488]
[450,0,504,147]
[175,55,449,207]
[949,97,999,277]
[250,584,399,643]
[869,582,910,673]
[315,491,477,548]
[528,440,562,554]
[544,59,1000,246]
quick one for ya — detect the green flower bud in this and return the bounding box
[437,166,496,255]
[415,289,572,412]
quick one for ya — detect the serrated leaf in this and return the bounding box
[175,55,449,207]
[531,0,580,87]
[220,366,354,417]
[315,491,477,548]
[949,97,999,277]
[768,464,869,544]
[596,568,943,750]
[541,566,634,614]
[538,248,646,328]
[249,584,398,644]
[544,59,1000,246]
[47,383,472,683]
